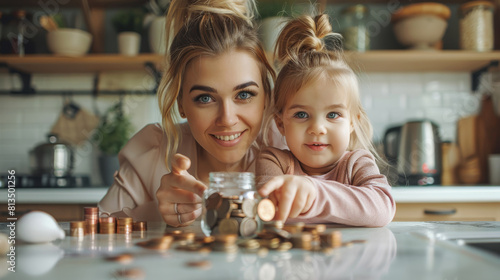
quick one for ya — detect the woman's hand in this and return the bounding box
[156,154,207,227]
[258,175,317,222]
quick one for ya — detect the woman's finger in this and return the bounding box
[163,207,202,227]
[172,202,202,214]
[171,153,191,175]
[160,172,206,198]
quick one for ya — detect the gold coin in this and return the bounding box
[186,260,212,269]
[241,199,257,218]
[219,218,239,235]
[113,267,145,279]
[257,198,275,222]
[105,253,134,264]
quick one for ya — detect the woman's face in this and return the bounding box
[179,50,266,167]
[277,75,353,175]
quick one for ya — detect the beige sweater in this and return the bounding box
[256,147,396,227]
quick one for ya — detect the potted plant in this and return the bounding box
[93,101,134,186]
[257,1,296,53]
[112,9,144,56]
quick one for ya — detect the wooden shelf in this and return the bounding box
[2,51,499,74]
[0,54,165,73]
[0,0,147,8]
[344,50,500,72]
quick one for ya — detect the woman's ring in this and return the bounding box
[177,214,182,225]
[174,203,179,214]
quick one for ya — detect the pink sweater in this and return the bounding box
[256,147,396,227]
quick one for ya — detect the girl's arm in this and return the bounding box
[288,150,395,227]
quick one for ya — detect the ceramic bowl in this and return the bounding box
[47,28,92,56]
[391,3,450,50]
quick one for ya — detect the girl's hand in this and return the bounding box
[156,153,207,227]
[258,175,317,221]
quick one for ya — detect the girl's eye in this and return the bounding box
[236,91,255,100]
[293,111,309,119]
[194,95,214,104]
[327,112,339,119]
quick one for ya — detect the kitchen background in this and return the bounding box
[0,1,499,186]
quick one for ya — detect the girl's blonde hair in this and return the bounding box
[268,14,382,163]
[158,0,275,171]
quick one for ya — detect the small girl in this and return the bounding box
[256,14,395,227]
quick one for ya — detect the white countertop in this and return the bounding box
[1,221,499,279]
[2,186,500,204]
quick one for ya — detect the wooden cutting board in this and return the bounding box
[457,114,478,161]
[476,95,500,183]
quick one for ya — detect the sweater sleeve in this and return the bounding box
[288,150,396,227]
[256,147,293,188]
[98,123,164,221]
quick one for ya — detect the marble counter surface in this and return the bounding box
[1,221,499,279]
[2,186,500,204]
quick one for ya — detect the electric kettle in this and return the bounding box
[383,120,442,186]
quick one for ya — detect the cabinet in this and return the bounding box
[394,202,500,221]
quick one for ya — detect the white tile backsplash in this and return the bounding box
[0,71,477,185]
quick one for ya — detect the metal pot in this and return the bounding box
[29,134,74,177]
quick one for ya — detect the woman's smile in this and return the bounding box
[211,130,245,147]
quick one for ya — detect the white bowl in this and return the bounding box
[47,28,92,56]
[391,3,450,50]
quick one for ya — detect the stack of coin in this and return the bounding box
[99,217,116,234]
[132,221,147,232]
[84,207,99,234]
[70,221,86,237]
[117,217,133,234]
[204,192,276,238]
[320,231,342,248]
[211,234,238,253]
[290,232,313,250]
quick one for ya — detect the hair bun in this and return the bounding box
[275,14,342,65]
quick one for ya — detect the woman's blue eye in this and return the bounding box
[327,112,339,119]
[196,95,213,103]
[237,91,253,100]
[294,112,308,119]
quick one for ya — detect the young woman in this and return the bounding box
[256,14,395,227]
[98,0,284,226]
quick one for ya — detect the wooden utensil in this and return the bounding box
[40,15,58,32]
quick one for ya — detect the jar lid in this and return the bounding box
[391,2,451,23]
[461,1,495,11]
[342,4,368,15]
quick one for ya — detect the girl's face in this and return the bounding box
[276,75,353,175]
[179,50,266,168]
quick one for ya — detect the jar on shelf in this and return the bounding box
[0,10,33,56]
[340,4,370,52]
[459,1,495,52]
[201,172,266,238]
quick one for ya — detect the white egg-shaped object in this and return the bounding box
[17,211,65,243]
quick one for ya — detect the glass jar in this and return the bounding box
[460,1,495,52]
[201,172,263,237]
[341,4,370,52]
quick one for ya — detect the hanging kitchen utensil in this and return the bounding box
[50,95,99,146]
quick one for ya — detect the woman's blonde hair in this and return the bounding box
[158,0,275,171]
[268,14,382,163]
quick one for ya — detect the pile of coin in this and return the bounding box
[69,206,147,237]
[203,191,275,238]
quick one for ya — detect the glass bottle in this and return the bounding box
[341,4,370,52]
[201,172,263,237]
[460,1,495,52]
